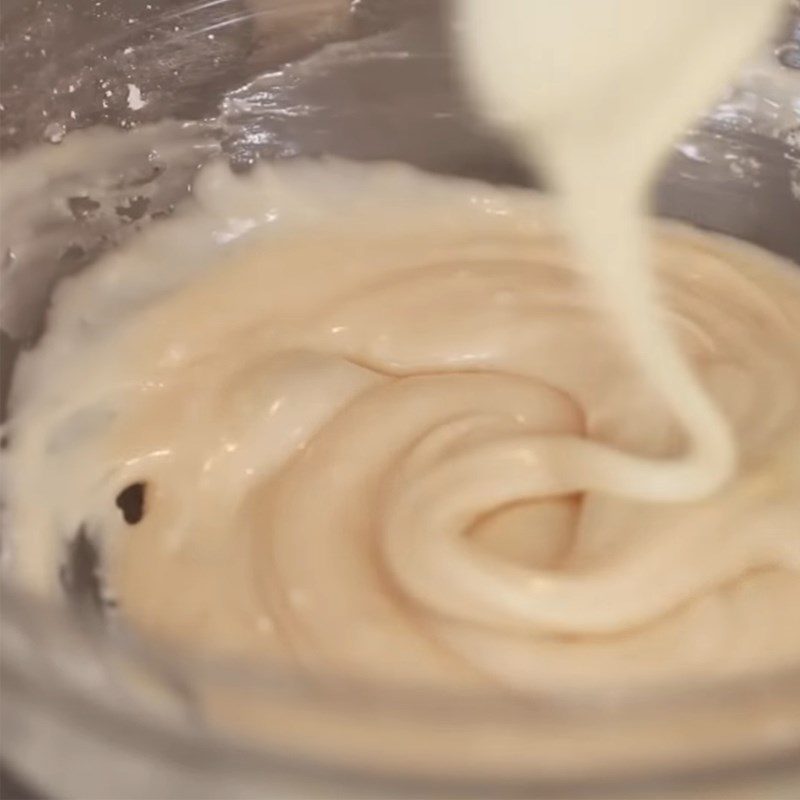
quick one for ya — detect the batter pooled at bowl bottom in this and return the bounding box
[6,158,800,691]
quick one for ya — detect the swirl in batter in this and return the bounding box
[6,158,800,690]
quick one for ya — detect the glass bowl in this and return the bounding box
[2,2,800,798]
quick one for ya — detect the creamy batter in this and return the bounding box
[3,0,800,692]
[5,153,800,689]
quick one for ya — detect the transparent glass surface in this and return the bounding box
[1,2,800,798]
